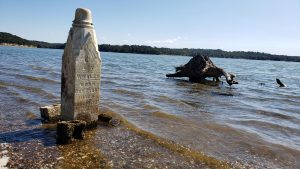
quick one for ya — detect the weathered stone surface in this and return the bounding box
[71,120,86,139]
[166,55,238,85]
[98,114,121,127]
[109,119,121,127]
[85,121,99,130]
[57,121,74,144]
[61,8,101,123]
[56,120,87,144]
[98,114,113,123]
[40,104,61,123]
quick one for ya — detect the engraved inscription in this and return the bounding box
[74,38,101,120]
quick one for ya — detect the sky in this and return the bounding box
[0,0,299,56]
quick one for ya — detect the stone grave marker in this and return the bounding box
[61,8,101,123]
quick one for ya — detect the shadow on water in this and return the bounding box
[0,125,56,146]
[25,118,41,126]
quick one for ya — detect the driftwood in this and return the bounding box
[166,55,238,85]
[276,78,286,87]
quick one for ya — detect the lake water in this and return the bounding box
[0,46,300,168]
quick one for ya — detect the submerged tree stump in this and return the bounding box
[166,55,238,85]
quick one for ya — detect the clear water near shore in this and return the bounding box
[0,46,300,168]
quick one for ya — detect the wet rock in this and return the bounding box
[40,104,61,123]
[71,120,86,139]
[57,121,74,145]
[85,121,99,130]
[98,114,113,123]
[98,114,121,127]
[109,119,121,127]
[57,120,88,144]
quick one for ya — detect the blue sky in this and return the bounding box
[0,0,299,56]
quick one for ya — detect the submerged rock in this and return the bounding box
[85,120,98,130]
[166,55,238,85]
[98,114,121,127]
[109,119,121,127]
[98,114,113,123]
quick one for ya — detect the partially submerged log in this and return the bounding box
[166,55,238,85]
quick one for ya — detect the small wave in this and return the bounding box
[0,81,57,99]
[256,110,295,121]
[28,64,54,71]
[15,96,40,106]
[154,95,200,109]
[0,83,7,89]
[154,95,181,104]
[211,91,234,96]
[101,79,117,85]
[49,71,60,77]
[180,100,202,108]
[112,89,144,99]
[15,74,59,84]
[143,104,159,110]
[0,70,59,84]
[0,67,21,72]
[100,108,233,168]
[0,70,13,76]
[151,111,183,121]
[0,85,41,106]
[236,120,300,142]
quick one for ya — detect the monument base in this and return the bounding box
[40,104,61,123]
[56,120,86,145]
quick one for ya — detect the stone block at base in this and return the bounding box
[40,104,61,123]
[72,120,86,139]
[56,121,74,145]
[56,120,87,144]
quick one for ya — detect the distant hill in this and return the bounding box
[0,32,37,47]
[0,32,65,49]
[1,32,300,62]
[99,45,300,62]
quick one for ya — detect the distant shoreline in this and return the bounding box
[1,32,300,62]
[0,43,37,48]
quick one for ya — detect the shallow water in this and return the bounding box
[0,46,300,168]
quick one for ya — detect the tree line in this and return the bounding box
[1,32,300,62]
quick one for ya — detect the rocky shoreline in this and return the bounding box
[0,107,248,169]
[0,43,37,48]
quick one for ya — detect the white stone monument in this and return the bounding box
[61,8,101,123]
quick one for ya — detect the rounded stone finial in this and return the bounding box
[72,8,93,28]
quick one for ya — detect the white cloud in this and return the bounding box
[145,36,182,44]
